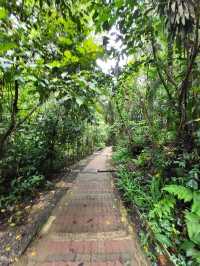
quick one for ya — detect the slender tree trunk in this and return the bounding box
[167,34,173,78]
[115,97,132,145]
[150,32,176,109]
[178,44,199,148]
[0,80,19,158]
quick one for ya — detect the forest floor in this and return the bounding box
[14,147,148,266]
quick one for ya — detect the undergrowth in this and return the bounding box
[113,124,200,266]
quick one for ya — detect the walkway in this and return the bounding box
[15,147,148,266]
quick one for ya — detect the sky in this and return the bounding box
[96,26,128,74]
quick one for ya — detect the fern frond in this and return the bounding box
[192,192,200,216]
[149,196,175,219]
[163,185,193,202]
[185,211,200,245]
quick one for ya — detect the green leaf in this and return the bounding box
[163,185,193,202]
[0,42,17,54]
[76,97,84,106]
[58,95,72,104]
[149,197,175,219]
[185,211,200,245]
[181,240,195,251]
[63,50,79,64]
[115,0,123,8]
[47,60,62,68]
[58,36,72,45]
[154,233,172,247]
[192,192,200,216]
[0,7,7,20]
[186,247,200,263]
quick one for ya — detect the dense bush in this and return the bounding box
[0,0,200,264]
[113,124,200,265]
[0,1,109,212]
[108,1,200,264]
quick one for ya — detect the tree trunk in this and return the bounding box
[0,80,19,158]
[167,34,173,78]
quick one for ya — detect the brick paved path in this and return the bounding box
[15,147,149,266]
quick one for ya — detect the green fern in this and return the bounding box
[192,192,200,216]
[164,185,200,248]
[163,185,193,202]
[149,196,175,219]
[185,211,200,245]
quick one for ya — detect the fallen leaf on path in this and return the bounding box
[5,246,11,252]
[10,223,16,227]
[30,251,37,256]
[157,254,168,266]
[13,257,18,262]
[16,234,22,240]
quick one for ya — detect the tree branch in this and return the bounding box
[16,103,41,128]
[150,32,176,109]
[163,67,177,87]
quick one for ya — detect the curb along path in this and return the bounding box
[15,147,149,266]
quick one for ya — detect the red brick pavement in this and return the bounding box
[15,147,149,266]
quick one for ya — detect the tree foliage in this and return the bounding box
[109,0,200,265]
[0,0,108,210]
[1,0,200,264]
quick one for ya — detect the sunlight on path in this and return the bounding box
[15,147,148,266]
